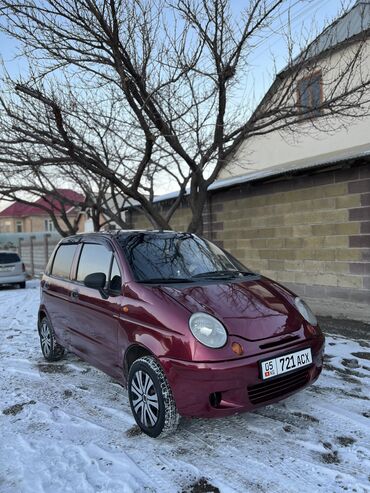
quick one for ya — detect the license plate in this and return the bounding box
[260,348,312,380]
[0,265,14,272]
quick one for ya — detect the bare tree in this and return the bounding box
[0,152,135,235]
[0,184,85,237]
[0,0,369,233]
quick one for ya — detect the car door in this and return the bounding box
[68,240,123,378]
[42,242,80,348]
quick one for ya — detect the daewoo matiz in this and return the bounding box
[38,230,325,437]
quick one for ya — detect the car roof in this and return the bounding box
[59,230,190,245]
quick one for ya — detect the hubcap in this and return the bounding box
[131,370,159,427]
[40,320,52,356]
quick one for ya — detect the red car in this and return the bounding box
[38,230,325,437]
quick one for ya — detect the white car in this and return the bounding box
[0,251,26,288]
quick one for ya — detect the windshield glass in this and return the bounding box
[120,232,250,282]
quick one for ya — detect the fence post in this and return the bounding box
[18,237,23,257]
[30,235,36,277]
[44,234,51,269]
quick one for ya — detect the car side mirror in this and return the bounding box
[84,272,106,289]
[84,272,109,299]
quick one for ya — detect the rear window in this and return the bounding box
[51,244,78,279]
[0,252,20,264]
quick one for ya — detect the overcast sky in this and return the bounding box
[0,0,356,206]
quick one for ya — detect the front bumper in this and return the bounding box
[160,336,324,418]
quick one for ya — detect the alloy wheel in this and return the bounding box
[130,370,159,427]
[40,320,52,357]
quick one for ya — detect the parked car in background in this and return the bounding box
[0,251,26,289]
[38,230,325,437]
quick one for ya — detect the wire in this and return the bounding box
[248,0,332,65]
[237,0,333,106]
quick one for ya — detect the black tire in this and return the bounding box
[19,281,26,289]
[128,356,180,438]
[39,317,65,361]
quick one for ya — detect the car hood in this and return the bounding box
[160,277,303,341]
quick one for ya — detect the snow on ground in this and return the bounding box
[0,282,369,493]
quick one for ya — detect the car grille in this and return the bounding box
[259,335,300,350]
[247,367,310,405]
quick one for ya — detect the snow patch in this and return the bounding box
[0,282,369,492]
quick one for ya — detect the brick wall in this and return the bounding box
[212,163,370,322]
[130,162,370,322]
[130,202,193,232]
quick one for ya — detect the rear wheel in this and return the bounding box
[128,356,180,438]
[39,317,65,361]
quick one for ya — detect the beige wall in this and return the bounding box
[220,40,370,179]
[0,217,16,233]
[0,214,85,233]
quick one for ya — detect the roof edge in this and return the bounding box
[150,150,370,205]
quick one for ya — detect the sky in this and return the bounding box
[0,0,357,206]
[0,0,352,96]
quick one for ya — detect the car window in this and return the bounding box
[76,243,112,283]
[121,233,245,281]
[51,244,78,279]
[0,252,20,264]
[109,257,122,291]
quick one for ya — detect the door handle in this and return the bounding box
[70,289,79,299]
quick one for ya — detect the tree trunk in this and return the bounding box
[187,175,208,234]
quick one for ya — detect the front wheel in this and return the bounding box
[39,317,65,361]
[128,356,180,438]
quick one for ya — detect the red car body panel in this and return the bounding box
[161,351,323,418]
[39,232,325,419]
[160,279,304,341]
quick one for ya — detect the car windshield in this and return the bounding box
[120,232,251,282]
[0,252,20,264]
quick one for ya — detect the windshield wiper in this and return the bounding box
[138,277,194,284]
[192,270,253,279]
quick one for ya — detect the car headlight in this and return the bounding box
[189,313,228,348]
[295,297,317,326]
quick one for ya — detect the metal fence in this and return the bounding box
[0,232,61,277]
